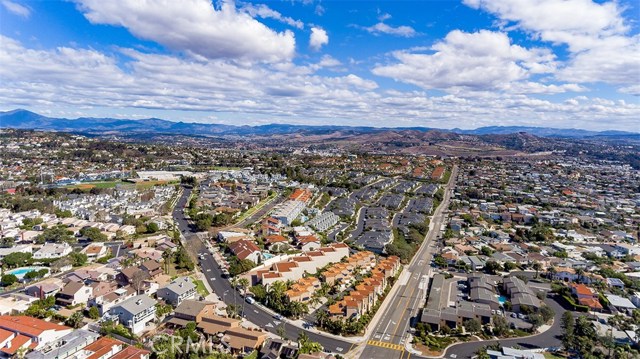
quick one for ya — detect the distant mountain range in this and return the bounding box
[1,109,637,139]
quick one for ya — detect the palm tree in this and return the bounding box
[315,309,328,328]
[546,266,557,280]
[309,292,323,308]
[162,250,173,273]
[268,281,287,312]
[288,301,308,319]
[532,261,542,279]
[238,278,250,295]
[230,277,241,313]
[298,332,323,354]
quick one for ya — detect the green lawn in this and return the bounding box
[191,278,210,297]
[235,192,277,223]
[64,180,122,189]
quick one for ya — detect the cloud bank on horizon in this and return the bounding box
[0,0,638,130]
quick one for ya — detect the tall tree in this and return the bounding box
[561,311,575,352]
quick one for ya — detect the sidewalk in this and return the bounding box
[256,302,366,344]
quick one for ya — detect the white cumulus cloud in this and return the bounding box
[1,35,639,131]
[75,0,295,63]
[372,30,564,93]
[464,0,640,88]
[309,27,328,51]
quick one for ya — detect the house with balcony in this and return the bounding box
[109,295,157,335]
[55,281,93,307]
[156,277,197,306]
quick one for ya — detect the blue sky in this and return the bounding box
[1,0,639,130]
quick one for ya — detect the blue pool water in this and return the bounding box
[262,252,274,260]
[498,295,507,305]
[7,267,47,279]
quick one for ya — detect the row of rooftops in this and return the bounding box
[252,243,350,285]
[327,256,400,319]
[0,316,149,359]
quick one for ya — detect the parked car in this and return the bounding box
[245,297,256,304]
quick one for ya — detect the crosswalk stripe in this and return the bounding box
[366,340,404,351]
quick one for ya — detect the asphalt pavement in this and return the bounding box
[361,166,458,359]
[172,186,355,356]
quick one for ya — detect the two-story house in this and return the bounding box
[55,281,93,307]
[167,300,216,327]
[156,277,197,306]
[109,295,157,335]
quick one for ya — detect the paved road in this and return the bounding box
[442,294,565,358]
[361,166,458,359]
[171,186,355,356]
[327,222,349,242]
[227,193,283,229]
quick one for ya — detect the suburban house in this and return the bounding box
[503,277,542,313]
[264,235,288,252]
[81,336,125,359]
[297,235,321,252]
[285,277,321,302]
[33,243,72,259]
[0,316,72,353]
[140,260,163,278]
[110,346,150,359]
[198,315,240,337]
[228,240,261,264]
[569,283,603,312]
[222,327,268,355]
[156,277,197,306]
[24,283,62,299]
[167,300,216,327]
[80,243,108,261]
[55,281,93,307]
[109,295,157,335]
[24,329,99,359]
[89,287,136,316]
[259,338,299,359]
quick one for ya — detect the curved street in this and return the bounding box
[172,186,357,356]
[440,294,564,359]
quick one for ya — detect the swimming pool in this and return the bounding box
[498,295,507,305]
[7,267,48,279]
[262,252,274,260]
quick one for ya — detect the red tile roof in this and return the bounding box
[110,346,150,359]
[84,336,124,359]
[228,240,260,260]
[0,316,70,338]
[1,334,31,355]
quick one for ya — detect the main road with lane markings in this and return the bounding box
[360,165,458,359]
